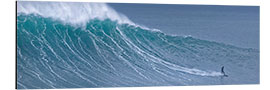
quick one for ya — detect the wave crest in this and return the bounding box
[17,1,135,27]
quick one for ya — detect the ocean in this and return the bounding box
[16,1,259,89]
[109,3,260,49]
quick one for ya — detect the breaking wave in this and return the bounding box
[16,1,259,89]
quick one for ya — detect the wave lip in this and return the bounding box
[17,1,135,27]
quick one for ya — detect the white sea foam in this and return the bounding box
[17,1,135,27]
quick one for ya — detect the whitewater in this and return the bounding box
[16,1,259,89]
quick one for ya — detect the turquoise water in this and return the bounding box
[17,2,259,89]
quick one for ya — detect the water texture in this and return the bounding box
[16,1,259,89]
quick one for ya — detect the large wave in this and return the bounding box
[16,1,259,89]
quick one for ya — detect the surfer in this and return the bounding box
[221,66,228,77]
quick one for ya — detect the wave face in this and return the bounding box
[17,1,259,89]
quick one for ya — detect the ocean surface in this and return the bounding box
[109,3,260,49]
[16,1,259,89]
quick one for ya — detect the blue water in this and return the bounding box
[16,1,259,89]
[109,3,260,49]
